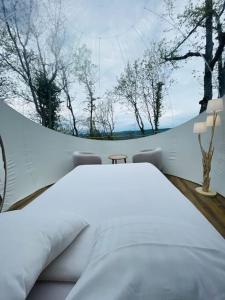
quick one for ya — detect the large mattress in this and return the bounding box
[28,282,74,300]
[25,163,225,299]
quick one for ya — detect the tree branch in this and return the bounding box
[0,135,7,212]
[170,14,207,56]
[210,4,225,71]
[218,0,225,18]
[165,51,203,61]
[210,32,225,70]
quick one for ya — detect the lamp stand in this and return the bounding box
[196,113,217,197]
[195,187,217,197]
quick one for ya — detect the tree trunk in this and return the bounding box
[154,82,163,134]
[199,0,214,113]
[86,82,95,137]
[218,59,225,97]
[90,99,94,136]
[134,104,145,135]
[66,97,78,136]
[0,135,7,212]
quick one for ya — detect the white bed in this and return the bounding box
[27,282,74,300]
[25,163,225,299]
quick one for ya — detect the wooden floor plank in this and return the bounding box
[7,185,52,211]
[167,175,225,238]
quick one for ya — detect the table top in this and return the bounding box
[108,154,127,160]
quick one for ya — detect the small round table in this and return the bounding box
[108,154,127,164]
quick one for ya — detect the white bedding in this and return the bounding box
[0,210,87,300]
[28,282,74,300]
[66,217,225,300]
[24,163,225,299]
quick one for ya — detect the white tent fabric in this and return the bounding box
[0,101,225,211]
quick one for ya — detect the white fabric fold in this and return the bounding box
[66,217,225,300]
[29,163,224,283]
[0,210,88,300]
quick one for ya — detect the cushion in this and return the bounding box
[40,225,95,282]
[73,151,102,168]
[132,148,162,170]
[0,210,88,300]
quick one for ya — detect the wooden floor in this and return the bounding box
[167,175,225,238]
[8,185,52,211]
[8,175,225,238]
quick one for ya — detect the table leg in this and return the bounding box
[112,159,114,164]
[124,158,127,163]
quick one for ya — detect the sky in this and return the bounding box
[7,0,206,131]
[58,0,204,130]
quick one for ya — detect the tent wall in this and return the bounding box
[0,101,225,211]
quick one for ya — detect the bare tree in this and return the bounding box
[0,0,64,128]
[95,94,115,137]
[60,63,79,136]
[140,44,170,134]
[214,2,225,96]
[0,0,39,107]
[0,29,9,101]
[73,45,98,137]
[115,61,145,135]
[0,67,11,101]
[163,0,225,112]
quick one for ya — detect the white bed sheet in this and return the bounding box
[28,281,74,300]
[25,163,224,283]
[66,217,225,300]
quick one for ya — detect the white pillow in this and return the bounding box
[0,210,88,300]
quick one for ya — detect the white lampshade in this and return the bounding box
[206,98,223,113]
[206,114,221,127]
[193,122,207,134]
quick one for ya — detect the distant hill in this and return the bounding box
[112,128,170,140]
[79,128,170,140]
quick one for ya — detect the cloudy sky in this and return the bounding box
[57,0,205,130]
[8,0,206,131]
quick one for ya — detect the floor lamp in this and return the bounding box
[193,98,223,197]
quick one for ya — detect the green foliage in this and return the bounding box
[33,71,61,130]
